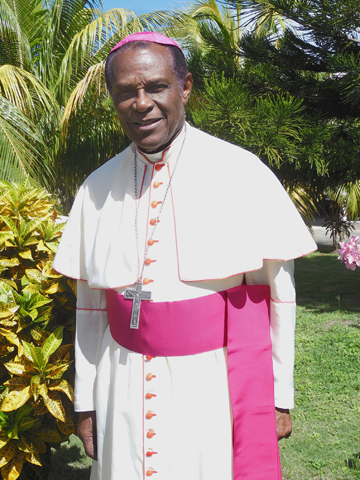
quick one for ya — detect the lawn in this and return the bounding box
[280,251,360,480]
[50,251,360,480]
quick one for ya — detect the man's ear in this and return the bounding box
[182,73,193,105]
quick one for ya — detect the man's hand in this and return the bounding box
[77,411,97,460]
[275,407,292,440]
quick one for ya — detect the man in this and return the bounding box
[54,32,316,480]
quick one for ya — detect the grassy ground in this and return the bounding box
[50,434,91,480]
[50,251,360,479]
[280,251,360,479]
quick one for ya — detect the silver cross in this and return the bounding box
[124,282,151,329]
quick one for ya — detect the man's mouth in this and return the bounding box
[133,118,163,130]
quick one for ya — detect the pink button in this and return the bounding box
[146,411,156,419]
[146,469,157,476]
[148,239,158,246]
[146,450,158,457]
[145,393,156,399]
[151,201,162,208]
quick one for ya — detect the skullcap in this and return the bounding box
[110,31,182,54]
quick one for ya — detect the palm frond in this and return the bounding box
[162,11,203,52]
[240,0,290,37]
[344,182,360,219]
[165,0,243,62]
[0,65,57,118]
[0,96,53,187]
[55,8,137,101]
[0,0,32,68]
[131,11,173,32]
[60,61,105,140]
[287,186,317,231]
[332,182,360,220]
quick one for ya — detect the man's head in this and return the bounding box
[105,33,193,153]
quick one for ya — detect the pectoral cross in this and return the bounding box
[124,282,152,329]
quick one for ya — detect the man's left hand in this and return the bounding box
[275,407,292,440]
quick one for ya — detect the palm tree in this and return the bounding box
[234,0,289,37]
[164,1,319,226]
[166,0,243,70]
[0,0,168,210]
[166,0,291,72]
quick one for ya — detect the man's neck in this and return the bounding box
[137,124,186,164]
[137,123,185,156]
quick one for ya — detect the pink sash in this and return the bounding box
[106,285,281,480]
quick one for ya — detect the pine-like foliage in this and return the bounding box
[0,181,76,480]
[167,0,359,204]
[220,0,360,188]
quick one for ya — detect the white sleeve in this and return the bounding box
[245,260,296,409]
[74,280,109,412]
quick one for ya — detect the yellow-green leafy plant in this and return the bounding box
[0,181,76,480]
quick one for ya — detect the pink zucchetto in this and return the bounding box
[110,32,182,54]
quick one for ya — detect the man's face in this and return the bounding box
[109,43,192,153]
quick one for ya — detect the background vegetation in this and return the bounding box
[0,0,167,210]
[171,0,360,224]
[280,251,360,479]
[0,181,76,479]
[1,0,360,478]
[1,0,360,219]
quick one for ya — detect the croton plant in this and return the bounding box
[0,181,76,480]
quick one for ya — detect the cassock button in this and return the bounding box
[145,258,156,266]
[146,355,156,361]
[155,164,164,171]
[147,429,156,439]
[151,201,162,208]
[146,469,157,476]
[153,181,163,188]
[146,373,156,381]
[146,450,158,457]
[149,218,158,226]
[143,278,154,285]
[148,239,158,246]
[146,411,156,419]
[145,393,156,399]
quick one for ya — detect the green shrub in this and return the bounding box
[0,181,76,480]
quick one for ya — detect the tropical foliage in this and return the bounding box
[0,181,76,479]
[1,0,360,220]
[163,0,360,224]
[223,0,360,201]
[0,0,168,211]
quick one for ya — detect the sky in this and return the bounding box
[102,0,192,14]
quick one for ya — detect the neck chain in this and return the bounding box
[124,124,187,329]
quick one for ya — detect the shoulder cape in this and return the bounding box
[53,125,316,288]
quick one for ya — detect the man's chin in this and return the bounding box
[126,122,184,154]
[136,139,164,154]
[135,132,171,154]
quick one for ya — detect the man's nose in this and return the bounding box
[134,89,153,111]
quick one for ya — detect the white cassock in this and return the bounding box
[53,124,316,480]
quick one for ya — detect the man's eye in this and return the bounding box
[148,85,167,93]
[117,90,132,97]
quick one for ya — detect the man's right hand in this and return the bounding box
[77,411,97,460]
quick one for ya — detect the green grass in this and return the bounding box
[50,434,91,480]
[279,252,360,479]
[51,251,360,479]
